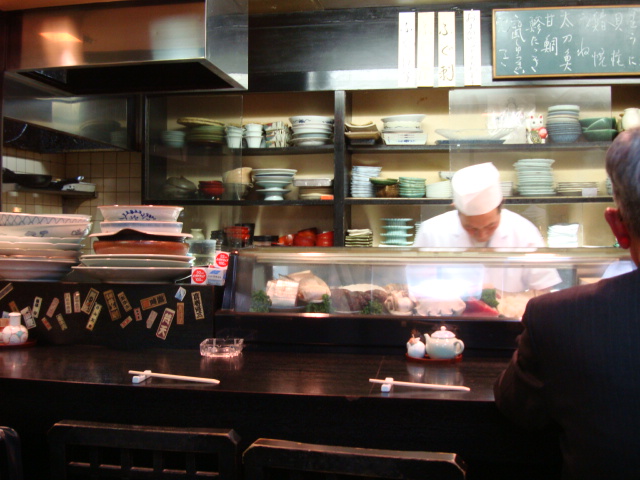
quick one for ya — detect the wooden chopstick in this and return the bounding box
[129,370,220,385]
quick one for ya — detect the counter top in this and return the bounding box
[0,344,505,401]
[0,345,561,479]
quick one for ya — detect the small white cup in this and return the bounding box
[226,134,242,148]
[244,123,264,133]
[245,135,262,148]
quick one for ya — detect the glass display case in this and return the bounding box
[217,246,632,353]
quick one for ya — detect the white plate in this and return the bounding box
[0,247,80,259]
[0,236,84,244]
[80,257,193,268]
[435,128,514,141]
[99,205,183,222]
[252,168,297,175]
[0,257,76,281]
[0,241,82,251]
[71,266,193,283]
[290,137,331,146]
[0,223,91,238]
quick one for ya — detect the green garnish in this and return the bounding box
[480,288,499,308]
[250,290,272,312]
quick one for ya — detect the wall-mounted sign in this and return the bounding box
[493,6,640,79]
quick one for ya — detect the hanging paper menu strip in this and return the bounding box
[417,12,435,87]
[493,6,640,78]
[463,10,482,85]
[398,12,417,88]
[437,12,456,87]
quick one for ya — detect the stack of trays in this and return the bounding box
[345,229,373,247]
[379,218,414,247]
[546,105,582,143]
[351,166,382,197]
[425,180,452,199]
[253,168,297,201]
[514,159,556,196]
[0,212,91,281]
[74,205,193,283]
[399,177,426,198]
[556,182,598,196]
[177,117,225,145]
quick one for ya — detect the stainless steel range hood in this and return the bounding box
[6,0,248,95]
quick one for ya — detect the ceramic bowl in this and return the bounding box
[223,167,252,184]
[289,115,334,126]
[582,129,618,141]
[0,222,91,238]
[0,212,91,226]
[98,205,183,222]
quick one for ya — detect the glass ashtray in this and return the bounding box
[200,338,244,358]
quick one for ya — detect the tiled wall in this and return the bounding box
[2,146,142,239]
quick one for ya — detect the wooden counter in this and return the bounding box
[0,345,561,479]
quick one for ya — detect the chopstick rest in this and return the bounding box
[129,370,220,385]
[369,377,470,392]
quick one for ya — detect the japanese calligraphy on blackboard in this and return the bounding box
[493,6,640,79]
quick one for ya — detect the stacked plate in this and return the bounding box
[351,166,382,197]
[399,177,426,198]
[381,114,425,133]
[161,129,186,148]
[606,177,613,195]
[548,223,580,248]
[290,116,334,146]
[514,159,556,196]
[253,168,297,201]
[0,213,92,281]
[546,105,582,143]
[74,205,193,283]
[177,117,225,145]
[556,182,598,196]
[501,181,514,197]
[380,218,414,247]
[345,229,373,247]
[425,180,452,199]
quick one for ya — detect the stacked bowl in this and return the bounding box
[546,105,582,143]
[74,205,193,283]
[253,168,297,201]
[579,117,618,142]
[399,177,426,198]
[425,180,452,199]
[244,124,264,148]
[222,167,252,200]
[0,212,91,281]
[161,129,186,148]
[289,116,334,146]
[345,228,373,247]
[380,218,414,247]
[198,180,225,199]
[225,125,244,148]
[514,159,556,196]
[381,114,427,145]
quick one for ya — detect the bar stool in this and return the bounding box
[0,426,23,480]
[242,438,467,479]
[48,420,241,479]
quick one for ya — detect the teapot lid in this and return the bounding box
[432,326,456,338]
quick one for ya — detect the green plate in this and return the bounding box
[370,177,398,186]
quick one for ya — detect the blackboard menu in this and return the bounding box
[493,6,640,79]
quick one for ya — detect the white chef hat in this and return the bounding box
[452,162,503,216]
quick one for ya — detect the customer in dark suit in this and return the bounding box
[494,127,640,480]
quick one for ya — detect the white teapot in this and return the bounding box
[424,326,464,360]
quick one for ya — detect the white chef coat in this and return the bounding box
[411,209,561,293]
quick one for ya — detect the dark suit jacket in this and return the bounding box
[494,267,640,480]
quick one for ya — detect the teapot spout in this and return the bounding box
[424,333,431,345]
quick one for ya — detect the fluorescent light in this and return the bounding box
[39,32,82,43]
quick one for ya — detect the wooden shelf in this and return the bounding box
[345,195,613,205]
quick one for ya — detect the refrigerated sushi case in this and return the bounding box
[216,247,632,353]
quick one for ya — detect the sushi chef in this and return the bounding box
[412,162,561,294]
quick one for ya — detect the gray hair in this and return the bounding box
[606,127,640,238]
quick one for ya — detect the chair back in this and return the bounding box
[0,426,23,480]
[48,420,240,479]
[243,438,466,480]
